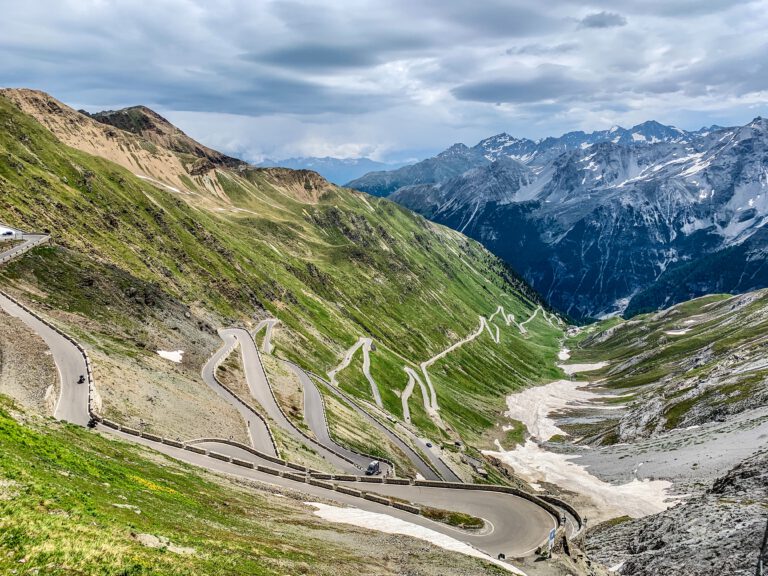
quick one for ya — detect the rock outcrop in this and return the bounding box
[586,449,768,575]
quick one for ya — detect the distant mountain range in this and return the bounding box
[257,156,405,185]
[347,119,768,321]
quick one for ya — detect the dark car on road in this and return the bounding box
[365,460,380,475]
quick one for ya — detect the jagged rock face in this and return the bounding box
[391,156,533,224]
[586,449,768,576]
[359,118,768,320]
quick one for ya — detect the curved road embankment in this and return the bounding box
[0,233,89,426]
[309,368,464,482]
[326,376,463,482]
[327,337,384,408]
[285,360,392,475]
[101,425,557,559]
[0,289,90,426]
[254,318,278,354]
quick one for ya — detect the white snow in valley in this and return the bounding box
[307,502,526,575]
[485,440,673,521]
[558,362,608,375]
[502,379,602,441]
[157,350,184,363]
[486,352,673,521]
[558,348,571,361]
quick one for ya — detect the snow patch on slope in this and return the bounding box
[308,502,526,574]
[157,350,184,363]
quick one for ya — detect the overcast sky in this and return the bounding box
[2,0,767,162]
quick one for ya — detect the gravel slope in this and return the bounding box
[586,448,768,576]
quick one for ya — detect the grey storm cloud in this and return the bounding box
[0,0,765,161]
[506,43,580,56]
[452,71,592,104]
[247,44,381,71]
[578,11,628,28]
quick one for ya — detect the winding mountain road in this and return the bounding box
[254,318,279,354]
[327,337,383,407]
[209,328,359,473]
[0,229,568,565]
[285,360,391,474]
[403,304,523,428]
[0,233,90,426]
[105,426,556,559]
[0,291,90,426]
[311,369,465,482]
[201,330,277,456]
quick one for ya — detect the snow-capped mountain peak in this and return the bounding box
[350,117,768,321]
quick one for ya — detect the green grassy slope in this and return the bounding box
[0,92,561,447]
[568,291,768,442]
[0,396,504,575]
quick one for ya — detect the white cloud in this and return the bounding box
[1,0,766,161]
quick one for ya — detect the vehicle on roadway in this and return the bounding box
[365,460,380,475]
[77,374,85,384]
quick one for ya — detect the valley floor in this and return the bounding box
[482,332,768,575]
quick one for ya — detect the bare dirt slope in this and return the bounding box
[0,88,229,203]
[0,309,57,414]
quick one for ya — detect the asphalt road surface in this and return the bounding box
[0,292,90,426]
[0,234,89,426]
[201,331,277,456]
[285,360,392,475]
[216,328,360,474]
[105,426,556,559]
[315,373,447,480]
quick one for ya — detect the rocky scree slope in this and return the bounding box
[586,448,768,576]
[352,119,768,321]
[0,89,561,448]
[87,105,245,172]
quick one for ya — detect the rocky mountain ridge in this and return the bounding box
[587,448,767,576]
[353,117,768,320]
[87,105,245,171]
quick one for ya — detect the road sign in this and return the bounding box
[548,528,556,551]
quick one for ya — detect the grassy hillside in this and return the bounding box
[0,396,504,575]
[567,290,768,442]
[0,90,561,452]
